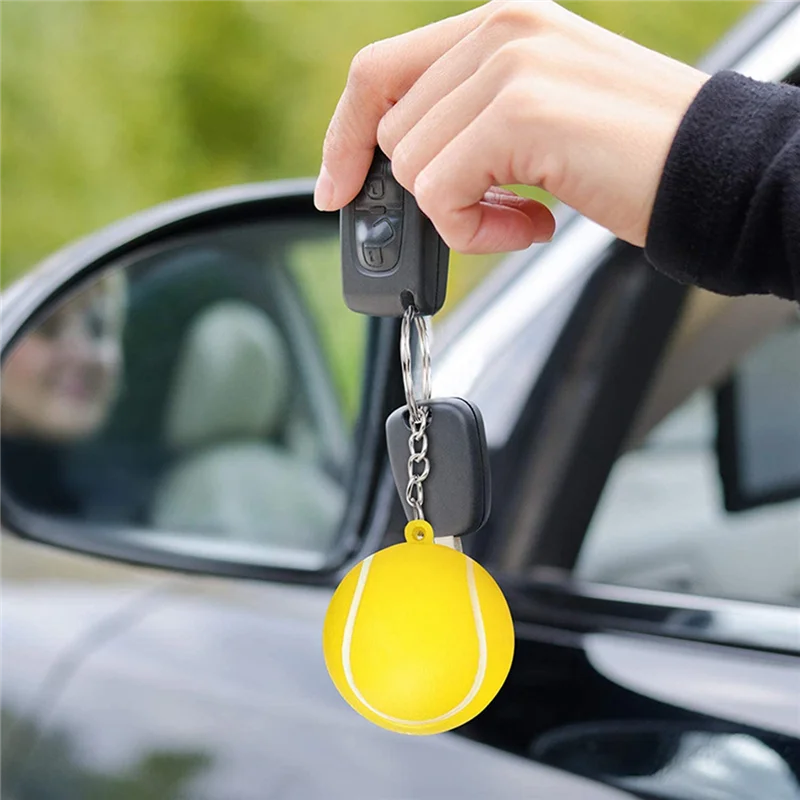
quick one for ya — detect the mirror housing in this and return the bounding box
[1,182,403,584]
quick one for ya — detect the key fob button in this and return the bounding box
[365,217,395,247]
[366,177,385,200]
[363,246,384,269]
[356,214,401,272]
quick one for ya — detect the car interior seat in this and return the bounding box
[151,300,345,552]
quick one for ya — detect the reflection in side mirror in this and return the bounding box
[2,271,127,447]
[717,317,800,512]
[2,218,365,570]
[151,298,346,551]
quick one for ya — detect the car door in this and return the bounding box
[517,286,800,800]
[424,239,800,800]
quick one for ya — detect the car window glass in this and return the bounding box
[576,319,800,607]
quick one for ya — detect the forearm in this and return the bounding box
[645,70,800,302]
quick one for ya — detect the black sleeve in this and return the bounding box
[645,70,800,302]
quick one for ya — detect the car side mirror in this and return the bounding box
[1,182,403,582]
[716,315,800,512]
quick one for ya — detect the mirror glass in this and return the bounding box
[720,316,800,509]
[1,218,366,567]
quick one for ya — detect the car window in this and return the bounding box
[576,317,800,607]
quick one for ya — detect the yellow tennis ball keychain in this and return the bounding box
[323,306,514,735]
[323,518,514,735]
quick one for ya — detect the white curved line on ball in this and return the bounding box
[341,553,488,727]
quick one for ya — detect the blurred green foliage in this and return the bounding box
[2,1,752,286]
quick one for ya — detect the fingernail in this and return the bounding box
[314,165,334,211]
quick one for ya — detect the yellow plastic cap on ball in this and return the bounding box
[323,520,514,735]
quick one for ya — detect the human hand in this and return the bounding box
[315,0,709,252]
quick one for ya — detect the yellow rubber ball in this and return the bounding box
[323,521,514,735]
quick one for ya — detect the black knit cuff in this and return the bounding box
[645,70,800,297]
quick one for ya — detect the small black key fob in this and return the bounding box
[341,149,449,317]
[386,397,491,538]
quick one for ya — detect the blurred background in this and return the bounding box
[2,0,752,295]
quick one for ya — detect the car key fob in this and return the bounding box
[341,149,449,317]
[386,397,491,538]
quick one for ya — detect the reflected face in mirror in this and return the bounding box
[2,273,126,442]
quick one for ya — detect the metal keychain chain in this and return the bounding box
[400,305,462,551]
[400,305,432,522]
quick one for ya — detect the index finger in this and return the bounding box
[315,2,494,211]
